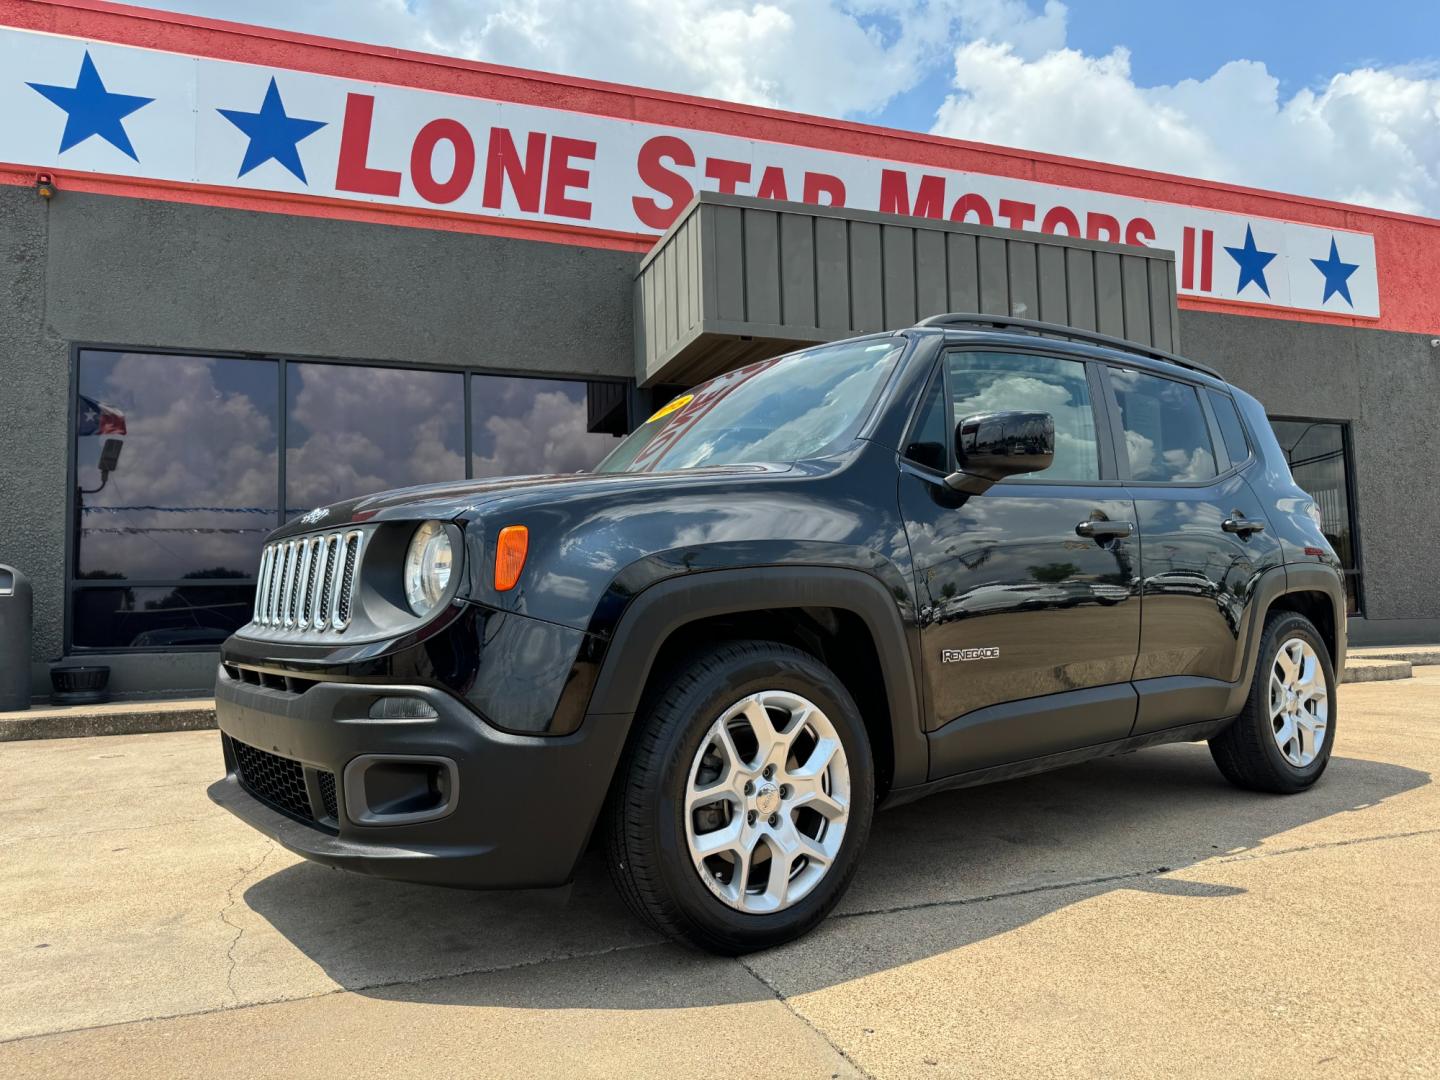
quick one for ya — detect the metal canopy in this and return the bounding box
[634,192,1180,388]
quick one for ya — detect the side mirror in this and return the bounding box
[945,411,1055,494]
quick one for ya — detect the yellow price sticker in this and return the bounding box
[645,393,693,423]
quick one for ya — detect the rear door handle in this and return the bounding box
[1222,517,1266,536]
[1076,520,1134,539]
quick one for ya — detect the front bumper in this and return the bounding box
[210,665,629,889]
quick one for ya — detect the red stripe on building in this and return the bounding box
[5,0,1440,334]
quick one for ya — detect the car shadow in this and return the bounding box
[242,741,1429,1008]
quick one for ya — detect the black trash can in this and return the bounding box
[0,564,33,711]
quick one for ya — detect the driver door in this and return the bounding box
[899,349,1141,778]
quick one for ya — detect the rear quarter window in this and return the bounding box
[1207,389,1252,466]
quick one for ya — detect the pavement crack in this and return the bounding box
[0,938,668,1046]
[737,956,878,1080]
[835,826,1440,922]
[218,842,277,1004]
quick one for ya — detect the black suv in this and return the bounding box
[211,315,1344,954]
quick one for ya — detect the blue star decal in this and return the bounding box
[217,78,327,183]
[1310,237,1359,306]
[27,51,154,161]
[1224,224,1278,298]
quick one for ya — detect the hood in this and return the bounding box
[269,463,793,540]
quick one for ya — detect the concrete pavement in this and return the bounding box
[1,672,1437,1078]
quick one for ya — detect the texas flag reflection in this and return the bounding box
[76,394,127,436]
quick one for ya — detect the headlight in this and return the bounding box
[403,521,453,616]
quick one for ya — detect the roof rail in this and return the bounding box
[912,313,1222,380]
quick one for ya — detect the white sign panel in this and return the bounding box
[0,27,1379,318]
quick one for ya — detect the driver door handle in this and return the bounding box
[1222,517,1266,535]
[1075,520,1134,539]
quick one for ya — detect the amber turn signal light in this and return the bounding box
[494,525,529,591]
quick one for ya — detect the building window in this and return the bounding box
[70,349,630,651]
[286,363,466,516]
[1270,418,1363,615]
[471,374,624,478]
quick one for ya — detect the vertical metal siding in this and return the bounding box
[882,225,917,328]
[814,216,850,330]
[976,236,1009,315]
[1120,254,1151,346]
[1065,248,1097,331]
[849,221,884,332]
[636,193,1179,386]
[1093,251,1125,338]
[1006,240,1039,321]
[1036,244,1068,326]
[743,210,781,325]
[914,229,947,320]
[945,233,980,313]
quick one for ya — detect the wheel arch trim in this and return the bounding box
[583,565,929,791]
[1227,562,1346,716]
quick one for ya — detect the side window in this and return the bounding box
[1109,368,1217,482]
[946,351,1100,482]
[1207,389,1251,466]
[903,368,948,471]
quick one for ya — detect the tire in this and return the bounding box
[1209,610,1336,794]
[604,640,874,954]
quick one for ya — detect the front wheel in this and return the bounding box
[604,641,874,954]
[1209,610,1336,793]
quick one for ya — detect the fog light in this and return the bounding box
[368,696,439,720]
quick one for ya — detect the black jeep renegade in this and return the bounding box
[211,314,1344,954]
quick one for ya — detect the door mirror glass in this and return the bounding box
[946,411,1055,493]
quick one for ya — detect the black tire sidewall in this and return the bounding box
[1254,613,1336,784]
[646,647,874,947]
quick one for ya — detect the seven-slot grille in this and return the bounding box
[252,529,364,634]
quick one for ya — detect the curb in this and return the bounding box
[1340,658,1413,684]
[0,702,216,743]
[1347,647,1440,667]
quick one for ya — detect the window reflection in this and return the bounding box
[1271,418,1362,615]
[71,352,632,650]
[72,585,255,649]
[286,363,466,515]
[1110,368,1217,483]
[75,350,279,580]
[471,375,623,477]
[948,352,1099,482]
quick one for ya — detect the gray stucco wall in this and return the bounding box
[1180,309,1440,641]
[0,185,637,698]
[1,184,1434,699]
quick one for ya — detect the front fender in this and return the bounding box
[580,564,929,793]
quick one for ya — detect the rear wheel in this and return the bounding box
[1209,610,1335,793]
[605,641,873,954]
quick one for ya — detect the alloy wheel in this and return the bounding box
[684,690,851,914]
[1269,637,1328,767]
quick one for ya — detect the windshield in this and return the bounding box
[596,337,904,474]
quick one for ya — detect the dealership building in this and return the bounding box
[2,0,1438,700]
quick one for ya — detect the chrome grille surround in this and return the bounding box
[250,528,366,638]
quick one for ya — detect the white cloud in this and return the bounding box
[141,0,1067,117]
[141,0,1440,214]
[932,42,1440,215]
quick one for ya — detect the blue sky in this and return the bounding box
[875,1,1440,132]
[139,0,1440,215]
